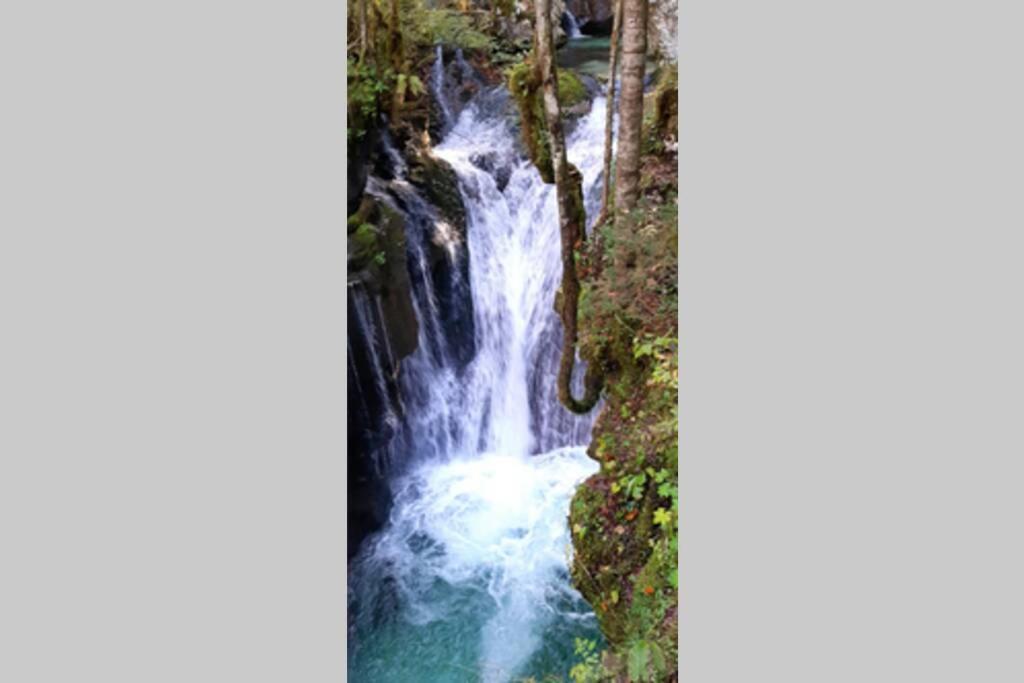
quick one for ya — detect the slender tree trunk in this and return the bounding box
[358,0,368,60]
[388,0,403,72]
[534,0,603,414]
[596,0,623,225]
[613,0,647,214]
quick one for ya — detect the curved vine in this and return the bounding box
[532,0,605,414]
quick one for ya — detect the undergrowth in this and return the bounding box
[567,120,679,681]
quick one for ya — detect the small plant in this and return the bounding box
[347,58,393,142]
[626,639,667,682]
[569,638,606,683]
[611,471,646,501]
[394,72,425,102]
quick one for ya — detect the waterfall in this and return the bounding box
[350,56,611,681]
[564,11,584,39]
[431,45,454,136]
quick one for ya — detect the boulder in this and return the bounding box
[347,197,419,361]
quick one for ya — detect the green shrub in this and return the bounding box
[408,8,494,51]
[347,57,392,141]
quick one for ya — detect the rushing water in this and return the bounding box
[349,53,612,682]
[563,10,584,39]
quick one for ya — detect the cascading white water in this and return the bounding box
[350,62,612,681]
[349,448,598,682]
[431,45,455,135]
[564,11,584,39]
[437,95,610,454]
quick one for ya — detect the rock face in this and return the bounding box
[566,0,613,31]
[348,125,378,216]
[512,0,571,44]
[648,0,678,62]
[565,0,676,59]
[349,40,508,558]
[348,197,420,361]
[407,151,476,370]
[347,195,420,556]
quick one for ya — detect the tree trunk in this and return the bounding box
[534,0,604,414]
[596,0,623,225]
[358,0,368,60]
[388,0,403,72]
[613,0,647,214]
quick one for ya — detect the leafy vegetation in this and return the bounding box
[407,7,496,51]
[569,638,607,682]
[347,58,392,142]
[568,126,679,679]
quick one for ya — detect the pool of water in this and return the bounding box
[557,37,612,79]
[348,449,603,682]
[557,35,657,81]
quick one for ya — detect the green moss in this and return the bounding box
[640,67,679,156]
[509,63,594,180]
[557,69,587,108]
[653,67,678,137]
[353,223,376,248]
[507,59,554,183]
[347,197,401,277]
[507,58,592,182]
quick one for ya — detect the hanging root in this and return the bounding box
[557,165,604,414]
[530,0,604,414]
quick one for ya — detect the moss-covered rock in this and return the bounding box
[407,150,468,263]
[347,196,419,361]
[558,68,587,108]
[506,60,591,183]
[507,59,555,183]
[653,67,678,140]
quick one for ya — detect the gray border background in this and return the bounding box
[2,0,1022,681]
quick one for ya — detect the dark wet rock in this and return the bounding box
[348,123,379,216]
[407,152,467,245]
[348,197,419,361]
[468,152,512,192]
[470,152,496,174]
[566,0,613,29]
[580,15,613,36]
[494,166,512,192]
[580,73,603,98]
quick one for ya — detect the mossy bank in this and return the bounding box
[567,66,679,683]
